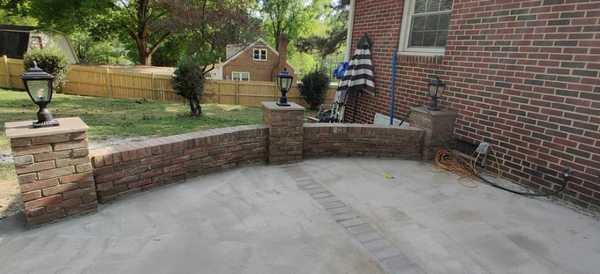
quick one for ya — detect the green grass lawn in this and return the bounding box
[0,88,273,150]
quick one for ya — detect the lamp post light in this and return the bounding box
[276,68,293,106]
[21,61,59,128]
[427,76,446,111]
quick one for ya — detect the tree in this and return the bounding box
[299,66,330,110]
[296,0,349,58]
[0,0,36,25]
[31,0,172,65]
[162,0,260,70]
[71,32,131,65]
[259,0,327,50]
[112,0,172,65]
[172,56,205,117]
[169,0,259,117]
[30,0,258,66]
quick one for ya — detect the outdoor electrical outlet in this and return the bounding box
[476,142,491,168]
[476,142,490,154]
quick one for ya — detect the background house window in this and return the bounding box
[399,0,453,55]
[232,72,250,81]
[29,36,42,50]
[253,49,267,60]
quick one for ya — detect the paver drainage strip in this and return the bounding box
[282,165,420,274]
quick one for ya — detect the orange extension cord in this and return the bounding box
[433,148,501,188]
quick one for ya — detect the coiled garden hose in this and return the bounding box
[421,105,572,197]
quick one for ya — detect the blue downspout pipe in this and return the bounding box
[389,52,398,125]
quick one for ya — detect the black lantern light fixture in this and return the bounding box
[276,67,293,106]
[21,61,59,128]
[427,76,446,111]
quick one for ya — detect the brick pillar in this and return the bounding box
[5,117,97,227]
[409,107,458,160]
[262,102,304,164]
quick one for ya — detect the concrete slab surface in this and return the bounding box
[1,158,599,274]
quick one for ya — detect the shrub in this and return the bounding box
[23,48,70,91]
[299,67,331,110]
[172,57,205,117]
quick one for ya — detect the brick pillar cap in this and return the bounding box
[5,117,88,139]
[410,106,457,117]
[262,102,305,111]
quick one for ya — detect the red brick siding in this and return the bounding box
[223,41,295,82]
[348,0,600,209]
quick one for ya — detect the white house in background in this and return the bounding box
[0,25,79,64]
[206,37,298,81]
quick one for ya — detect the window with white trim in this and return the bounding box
[232,72,250,81]
[253,48,267,60]
[399,0,453,55]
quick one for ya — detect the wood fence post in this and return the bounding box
[106,68,112,98]
[151,73,158,100]
[216,81,221,104]
[3,55,11,89]
[236,81,240,105]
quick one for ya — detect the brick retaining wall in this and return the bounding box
[90,123,431,202]
[90,125,268,202]
[303,124,424,159]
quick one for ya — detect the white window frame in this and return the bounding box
[398,0,452,56]
[253,48,267,61]
[232,71,250,81]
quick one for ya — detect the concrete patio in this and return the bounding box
[0,158,598,273]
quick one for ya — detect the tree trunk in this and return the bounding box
[187,94,202,117]
[139,52,152,66]
[137,41,152,65]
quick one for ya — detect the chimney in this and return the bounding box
[277,34,288,73]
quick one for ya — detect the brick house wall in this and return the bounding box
[222,41,296,82]
[346,0,600,209]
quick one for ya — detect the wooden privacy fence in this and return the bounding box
[0,56,336,108]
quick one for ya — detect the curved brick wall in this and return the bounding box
[90,122,430,203]
[303,123,425,159]
[90,125,269,202]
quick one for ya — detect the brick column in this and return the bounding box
[262,102,305,164]
[5,117,97,227]
[409,106,458,160]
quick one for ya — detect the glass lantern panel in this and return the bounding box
[282,77,292,91]
[277,77,283,90]
[437,84,446,97]
[27,80,51,103]
[428,84,437,97]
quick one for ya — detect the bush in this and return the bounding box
[23,48,70,91]
[299,67,331,110]
[172,57,206,117]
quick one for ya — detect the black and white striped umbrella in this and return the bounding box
[337,34,375,97]
[334,34,375,122]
